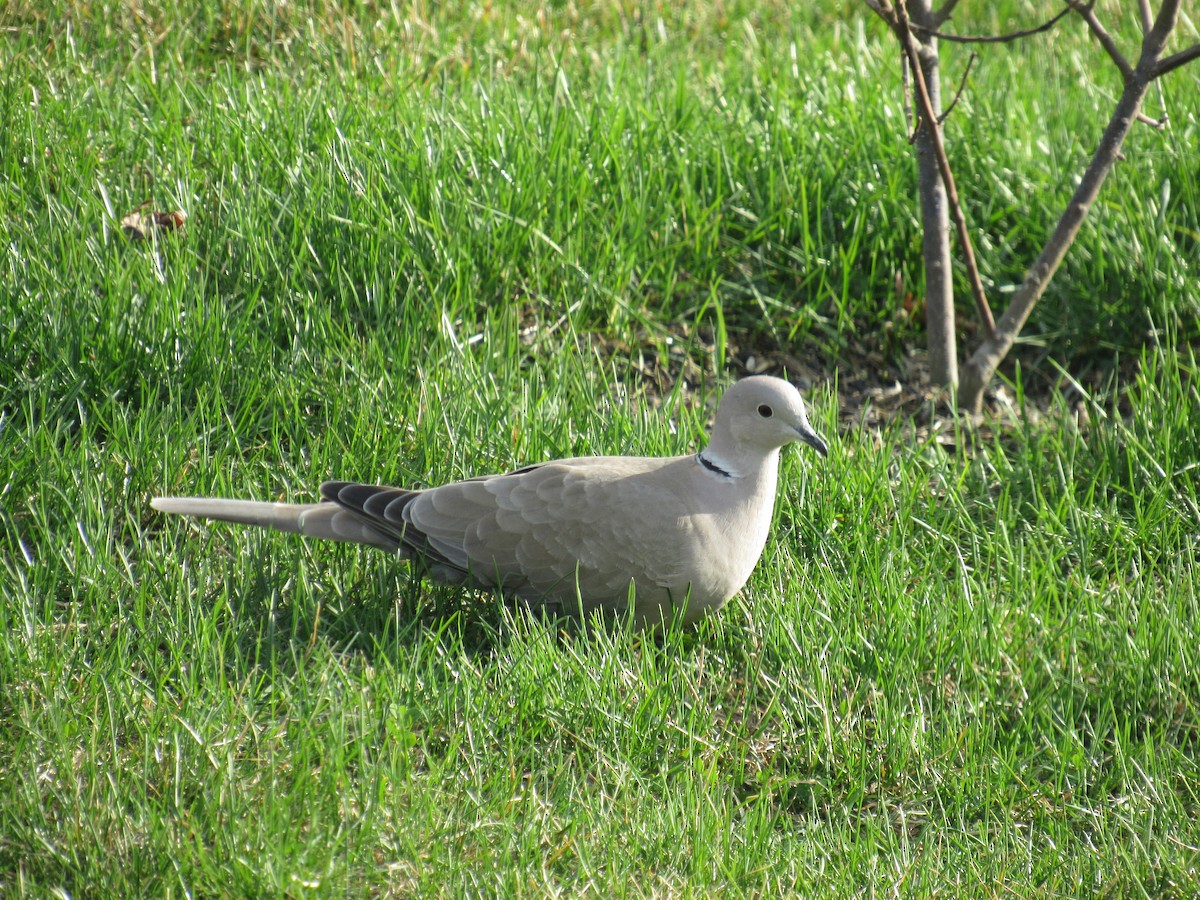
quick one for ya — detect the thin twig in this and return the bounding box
[1151,50,1168,123]
[894,0,997,340]
[931,0,964,30]
[938,52,976,124]
[901,48,915,137]
[1066,0,1134,82]
[1136,111,1169,129]
[862,0,893,20]
[1154,43,1200,79]
[914,2,1085,45]
[1138,0,1154,35]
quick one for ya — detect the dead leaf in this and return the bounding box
[122,208,187,240]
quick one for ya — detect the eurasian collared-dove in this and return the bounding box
[152,376,827,626]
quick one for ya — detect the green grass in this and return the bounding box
[2,1,1199,895]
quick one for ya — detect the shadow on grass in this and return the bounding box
[216,543,716,687]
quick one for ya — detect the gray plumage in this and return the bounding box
[152,376,828,627]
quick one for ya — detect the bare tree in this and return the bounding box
[863,0,1200,415]
[901,0,958,386]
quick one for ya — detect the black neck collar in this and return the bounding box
[696,452,732,478]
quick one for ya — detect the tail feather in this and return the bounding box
[151,496,399,551]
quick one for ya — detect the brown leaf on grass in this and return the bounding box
[121,208,188,240]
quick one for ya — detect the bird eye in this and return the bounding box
[757,404,773,418]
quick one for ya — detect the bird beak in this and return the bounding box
[797,424,829,458]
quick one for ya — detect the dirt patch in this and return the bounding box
[576,318,1122,450]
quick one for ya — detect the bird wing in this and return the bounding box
[325,456,702,611]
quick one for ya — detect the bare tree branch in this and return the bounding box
[938,52,976,124]
[959,0,1199,412]
[1154,43,1200,79]
[931,0,964,30]
[1137,111,1169,128]
[960,75,1150,411]
[894,0,997,340]
[915,2,1084,45]
[1147,0,1183,48]
[1067,0,1134,82]
[862,0,892,21]
[1138,0,1154,35]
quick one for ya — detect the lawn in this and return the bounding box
[2,1,1199,895]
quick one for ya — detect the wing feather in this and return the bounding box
[322,457,705,612]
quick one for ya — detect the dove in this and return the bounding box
[152,376,828,627]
